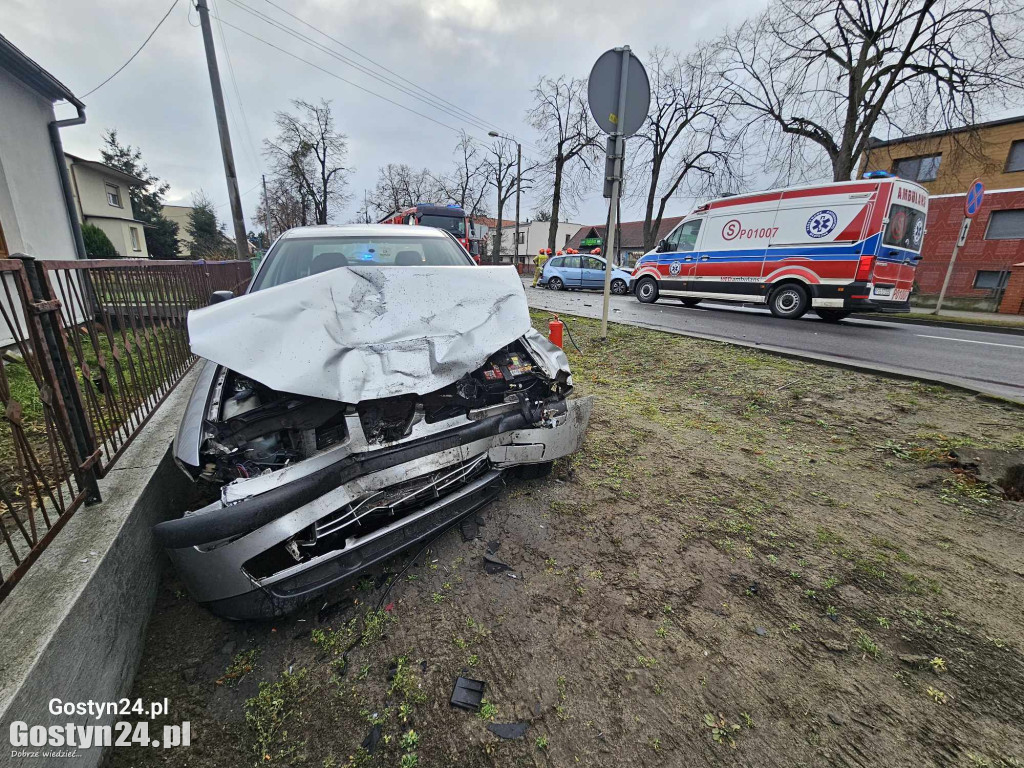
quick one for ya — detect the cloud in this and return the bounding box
[4,0,767,228]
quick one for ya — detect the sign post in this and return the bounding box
[933,179,984,314]
[587,47,650,339]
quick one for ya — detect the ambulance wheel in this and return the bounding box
[611,278,628,295]
[636,277,659,303]
[548,277,564,291]
[814,309,851,323]
[680,298,702,307]
[768,284,809,319]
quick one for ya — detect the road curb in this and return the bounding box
[540,307,1024,408]
[850,313,1024,336]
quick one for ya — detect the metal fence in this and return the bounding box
[0,255,252,602]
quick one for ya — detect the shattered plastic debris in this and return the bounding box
[483,552,512,575]
[450,676,485,711]
[487,722,529,740]
[361,723,382,753]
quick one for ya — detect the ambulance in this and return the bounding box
[630,175,927,321]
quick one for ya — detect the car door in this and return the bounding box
[582,256,606,288]
[561,255,583,287]
[663,219,703,285]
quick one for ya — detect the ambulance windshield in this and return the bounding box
[883,204,926,252]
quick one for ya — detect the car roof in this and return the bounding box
[279,224,449,240]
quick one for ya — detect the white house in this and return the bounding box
[66,154,150,258]
[495,219,584,265]
[0,33,85,262]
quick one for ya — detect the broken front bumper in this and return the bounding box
[154,397,593,620]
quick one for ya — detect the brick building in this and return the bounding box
[860,115,1024,312]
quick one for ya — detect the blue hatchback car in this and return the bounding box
[537,254,632,294]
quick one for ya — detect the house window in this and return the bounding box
[517,231,525,244]
[1005,140,1024,173]
[973,270,1009,290]
[985,209,1024,240]
[106,183,122,208]
[129,226,141,251]
[564,233,571,246]
[892,154,942,182]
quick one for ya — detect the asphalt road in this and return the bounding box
[524,283,1024,403]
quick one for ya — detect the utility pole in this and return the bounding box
[514,142,522,266]
[261,174,271,246]
[196,0,249,262]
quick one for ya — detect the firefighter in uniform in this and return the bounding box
[532,248,550,287]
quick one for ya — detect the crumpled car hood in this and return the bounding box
[188,265,533,402]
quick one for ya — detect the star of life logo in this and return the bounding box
[805,209,838,239]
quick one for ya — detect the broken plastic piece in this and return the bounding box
[487,722,529,740]
[450,676,485,711]
[361,724,382,754]
[483,552,511,575]
[460,517,480,542]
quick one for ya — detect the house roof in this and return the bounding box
[0,32,82,107]
[473,216,516,228]
[566,216,685,251]
[66,153,147,187]
[866,114,1024,150]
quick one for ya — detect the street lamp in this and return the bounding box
[488,131,522,268]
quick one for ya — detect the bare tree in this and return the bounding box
[435,133,489,216]
[528,76,600,254]
[264,99,351,225]
[257,176,311,235]
[630,46,742,252]
[720,0,1024,183]
[368,163,442,218]
[484,137,535,263]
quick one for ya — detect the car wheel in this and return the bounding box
[516,461,554,479]
[814,309,851,323]
[635,276,659,304]
[680,298,701,308]
[611,278,628,295]
[548,277,564,291]
[768,283,809,319]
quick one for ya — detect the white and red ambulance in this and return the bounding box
[630,176,928,320]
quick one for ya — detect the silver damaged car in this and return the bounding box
[157,224,593,619]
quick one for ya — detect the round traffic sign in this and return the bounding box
[965,179,985,218]
[587,48,650,138]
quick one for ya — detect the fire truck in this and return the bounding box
[630,175,928,321]
[380,204,482,260]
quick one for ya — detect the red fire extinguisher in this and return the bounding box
[548,314,564,348]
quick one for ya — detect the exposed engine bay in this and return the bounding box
[197,339,572,485]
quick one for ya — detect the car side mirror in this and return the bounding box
[656,239,669,253]
[210,290,234,304]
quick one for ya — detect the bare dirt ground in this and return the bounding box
[107,312,1024,768]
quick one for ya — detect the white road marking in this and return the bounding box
[916,334,1024,349]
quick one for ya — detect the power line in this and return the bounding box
[259,0,505,136]
[81,0,181,98]
[210,14,475,137]
[219,0,498,137]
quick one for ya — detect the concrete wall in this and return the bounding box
[162,205,193,252]
[0,368,200,767]
[501,221,583,262]
[915,189,1024,302]
[0,71,77,262]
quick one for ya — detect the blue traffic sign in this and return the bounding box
[965,179,985,217]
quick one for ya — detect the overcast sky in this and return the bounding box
[4,0,769,229]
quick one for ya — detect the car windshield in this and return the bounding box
[419,214,466,236]
[251,235,473,291]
